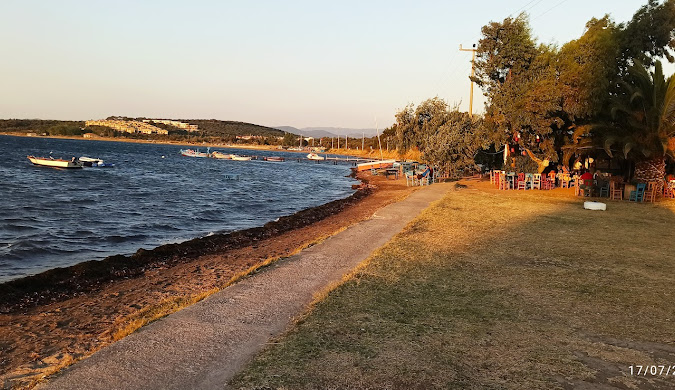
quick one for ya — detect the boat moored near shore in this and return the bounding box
[211,151,232,159]
[27,155,83,169]
[264,156,285,162]
[79,156,115,168]
[180,149,209,158]
[356,159,397,172]
[231,155,253,161]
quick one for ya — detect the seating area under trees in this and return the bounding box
[383,2,675,198]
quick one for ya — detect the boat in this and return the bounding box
[180,149,209,158]
[79,156,115,168]
[27,155,83,169]
[211,151,232,159]
[231,155,253,161]
[355,159,397,172]
[307,153,324,161]
[265,156,285,162]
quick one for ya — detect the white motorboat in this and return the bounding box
[307,153,324,161]
[27,155,83,169]
[79,156,114,167]
[211,151,232,159]
[356,159,397,172]
[180,149,209,158]
[231,155,253,161]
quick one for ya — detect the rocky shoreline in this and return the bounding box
[0,180,372,314]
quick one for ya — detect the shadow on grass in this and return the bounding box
[230,184,675,390]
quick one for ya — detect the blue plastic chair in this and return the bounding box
[629,183,646,202]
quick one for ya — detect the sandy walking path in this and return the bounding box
[37,183,450,390]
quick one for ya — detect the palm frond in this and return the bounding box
[603,137,616,158]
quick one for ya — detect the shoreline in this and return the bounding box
[0,172,415,389]
[0,131,415,161]
[0,176,369,312]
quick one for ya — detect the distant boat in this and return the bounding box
[27,155,83,169]
[265,156,285,162]
[180,149,209,158]
[307,153,324,161]
[79,156,114,168]
[211,151,232,159]
[231,155,253,161]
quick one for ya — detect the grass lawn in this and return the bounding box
[230,181,675,389]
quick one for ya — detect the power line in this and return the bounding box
[533,0,571,20]
[523,0,549,14]
[509,0,541,17]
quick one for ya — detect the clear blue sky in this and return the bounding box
[0,0,657,128]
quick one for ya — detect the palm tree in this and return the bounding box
[604,59,675,193]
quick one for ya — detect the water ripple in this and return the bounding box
[0,135,357,282]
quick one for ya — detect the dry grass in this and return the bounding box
[230,182,675,389]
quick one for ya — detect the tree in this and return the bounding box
[557,16,621,121]
[604,60,675,191]
[473,14,562,165]
[282,132,297,146]
[391,98,487,176]
[423,110,488,177]
[618,0,675,70]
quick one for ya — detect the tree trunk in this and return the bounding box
[634,157,666,196]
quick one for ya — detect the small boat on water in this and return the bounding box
[231,155,253,161]
[356,159,397,172]
[27,155,83,169]
[307,153,324,161]
[79,156,115,168]
[211,151,232,159]
[265,156,285,162]
[180,149,209,158]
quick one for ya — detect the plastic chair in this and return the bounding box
[516,173,526,190]
[532,174,541,190]
[629,183,646,202]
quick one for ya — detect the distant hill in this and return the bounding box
[276,126,380,139]
[182,119,285,138]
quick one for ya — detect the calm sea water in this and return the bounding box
[0,135,357,282]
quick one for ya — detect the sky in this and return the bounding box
[0,0,660,129]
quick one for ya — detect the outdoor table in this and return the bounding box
[624,183,636,199]
[384,168,399,180]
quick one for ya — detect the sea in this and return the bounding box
[0,135,358,282]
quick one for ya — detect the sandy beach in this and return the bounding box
[0,172,415,389]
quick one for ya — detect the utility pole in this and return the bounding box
[362,132,365,151]
[459,44,477,118]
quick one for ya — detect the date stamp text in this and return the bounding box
[629,365,675,376]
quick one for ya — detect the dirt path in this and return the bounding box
[36,183,450,390]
